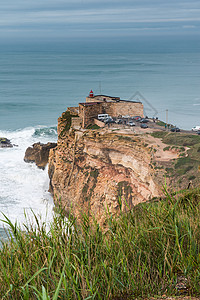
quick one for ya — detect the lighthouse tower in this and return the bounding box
[89,90,94,97]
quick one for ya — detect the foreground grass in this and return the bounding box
[1,189,200,299]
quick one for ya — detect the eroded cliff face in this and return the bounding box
[48,114,162,225]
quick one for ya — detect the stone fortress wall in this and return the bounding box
[79,102,103,128]
[71,117,82,129]
[100,101,143,119]
[70,92,144,128]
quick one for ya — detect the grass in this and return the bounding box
[59,111,73,136]
[163,146,170,151]
[151,131,167,139]
[1,189,200,299]
[156,120,166,127]
[86,124,100,130]
[117,135,137,142]
[151,131,200,187]
[151,131,200,148]
[151,131,200,147]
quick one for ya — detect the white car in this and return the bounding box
[192,126,200,131]
[122,115,130,119]
[127,121,136,126]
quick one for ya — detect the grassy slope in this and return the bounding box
[1,189,200,299]
[151,131,200,189]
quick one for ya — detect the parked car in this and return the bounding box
[192,126,200,131]
[122,115,130,119]
[170,127,180,132]
[140,118,149,123]
[127,121,136,126]
[140,124,148,129]
[133,116,141,121]
[105,118,115,124]
[197,131,200,135]
[98,114,109,121]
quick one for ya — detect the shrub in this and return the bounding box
[86,124,100,129]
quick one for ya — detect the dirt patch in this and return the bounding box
[142,134,183,162]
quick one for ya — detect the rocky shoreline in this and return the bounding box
[24,142,57,169]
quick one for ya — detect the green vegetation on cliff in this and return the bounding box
[151,131,200,188]
[59,111,79,137]
[1,188,200,299]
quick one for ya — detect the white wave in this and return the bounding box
[0,126,57,231]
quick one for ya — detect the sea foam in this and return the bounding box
[0,126,57,232]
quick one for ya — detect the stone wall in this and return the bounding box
[103,101,144,118]
[79,102,103,128]
[71,117,82,129]
[78,100,143,128]
[86,95,120,103]
[94,119,105,128]
[67,107,79,115]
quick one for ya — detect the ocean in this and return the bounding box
[0,38,200,237]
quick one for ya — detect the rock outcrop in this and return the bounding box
[24,142,57,169]
[0,137,13,148]
[48,114,162,225]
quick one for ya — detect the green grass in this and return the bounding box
[156,120,166,127]
[151,131,167,139]
[117,135,136,142]
[151,131,200,147]
[163,146,170,151]
[1,189,200,299]
[86,124,100,130]
[59,111,78,137]
[151,131,200,186]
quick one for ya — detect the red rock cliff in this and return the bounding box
[48,112,162,225]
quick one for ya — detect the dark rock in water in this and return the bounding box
[24,142,57,170]
[0,137,13,148]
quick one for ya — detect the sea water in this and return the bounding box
[0,127,57,239]
[0,38,200,237]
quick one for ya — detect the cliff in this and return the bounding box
[48,113,162,225]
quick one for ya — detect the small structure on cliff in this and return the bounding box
[69,91,144,129]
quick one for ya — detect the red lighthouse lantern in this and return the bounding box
[89,90,94,97]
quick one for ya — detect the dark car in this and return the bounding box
[170,127,180,132]
[105,119,115,124]
[140,118,149,123]
[140,124,148,129]
[197,131,200,135]
[116,119,123,124]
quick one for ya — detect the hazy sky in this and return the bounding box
[1,0,200,42]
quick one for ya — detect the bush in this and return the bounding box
[151,131,167,139]
[86,124,100,129]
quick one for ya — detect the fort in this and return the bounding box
[67,90,144,128]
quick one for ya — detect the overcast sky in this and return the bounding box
[1,0,200,42]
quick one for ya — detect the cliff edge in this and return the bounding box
[48,112,162,225]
